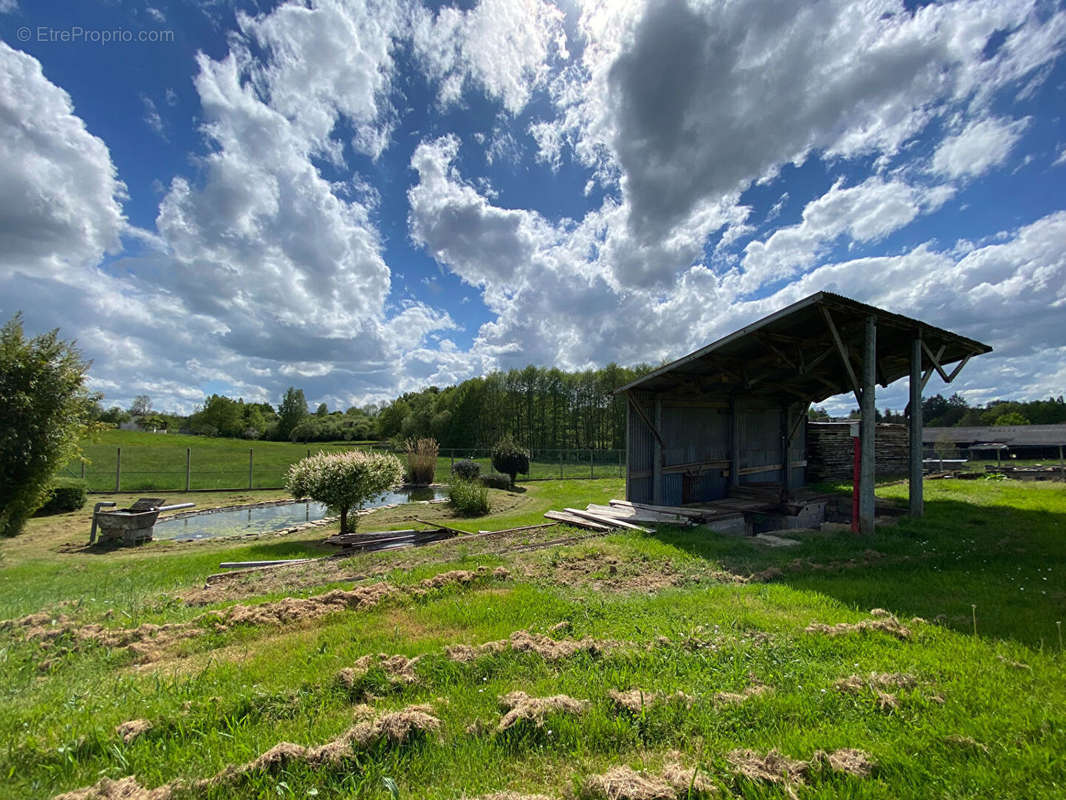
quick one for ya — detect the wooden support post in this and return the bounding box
[185,448,191,492]
[115,447,121,493]
[80,460,86,480]
[730,396,741,489]
[909,335,924,517]
[248,448,254,490]
[859,316,877,534]
[652,397,663,504]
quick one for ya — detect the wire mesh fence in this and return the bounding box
[59,445,626,492]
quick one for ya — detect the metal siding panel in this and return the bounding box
[740,407,781,469]
[662,474,683,507]
[661,406,729,466]
[629,477,653,504]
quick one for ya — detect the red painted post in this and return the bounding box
[851,420,860,533]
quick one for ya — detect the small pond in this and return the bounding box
[152,486,447,541]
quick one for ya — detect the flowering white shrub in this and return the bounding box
[285,449,404,533]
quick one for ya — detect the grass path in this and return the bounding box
[1,479,1064,799]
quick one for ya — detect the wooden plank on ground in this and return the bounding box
[608,500,707,520]
[563,507,654,533]
[544,511,613,532]
[585,503,687,524]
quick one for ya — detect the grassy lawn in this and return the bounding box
[1,479,1063,799]
[64,430,624,491]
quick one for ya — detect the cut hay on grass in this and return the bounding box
[115,719,153,744]
[727,747,876,792]
[496,691,589,732]
[833,672,918,694]
[446,629,616,663]
[10,567,510,664]
[804,611,912,641]
[713,681,771,705]
[52,705,441,800]
[607,689,694,714]
[338,653,421,688]
[580,757,716,800]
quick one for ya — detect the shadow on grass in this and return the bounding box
[654,495,1066,649]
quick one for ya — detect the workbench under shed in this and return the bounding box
[615,292,991,533]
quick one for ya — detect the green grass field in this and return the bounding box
[1,478,1064,799]
[62,430,624,491]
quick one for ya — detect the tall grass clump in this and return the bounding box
[406,438,439,485]
[286,450,404,533]
[448,480,489,516]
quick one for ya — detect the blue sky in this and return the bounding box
[1,0,1065,415]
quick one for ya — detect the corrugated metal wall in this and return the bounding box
[626,394,805,504]
[626,392,655,503]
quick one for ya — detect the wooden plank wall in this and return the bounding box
[807,422,908,481]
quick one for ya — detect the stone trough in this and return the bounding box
[90,498,196,546]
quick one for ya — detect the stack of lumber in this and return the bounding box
[324,527,455,551]
[807,422,909,481]
[545,500,710,532]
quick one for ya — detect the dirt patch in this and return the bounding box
[608,689,694,714]
[446,630,617,664]
[115,719,152,744]
[581,757,715,799]
[497,691,589,732]
[804,611,912,640]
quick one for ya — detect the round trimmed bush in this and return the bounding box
[481,472,512,490]
[36,478,87,515]
[491,437,530,487]
[286,449,404,533]
[451,459,481,481]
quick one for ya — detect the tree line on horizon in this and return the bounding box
[92,363,656,450]
[808,393,1066,428]
[95,380,1066,448]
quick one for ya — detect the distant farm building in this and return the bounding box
[924,424,1066,461]
[616,292,991,532]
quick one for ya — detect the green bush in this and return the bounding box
[286,449,404,533]
[451,459,481,481]
[491,436,530,487]
[481,472,512,490]
[36,478,87,515]
[448,480,489,516]
[1,314,95,537]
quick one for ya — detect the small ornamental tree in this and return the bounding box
[285,450,404,534]
[491,436,530,488]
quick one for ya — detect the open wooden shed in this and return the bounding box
[615,292,992,533]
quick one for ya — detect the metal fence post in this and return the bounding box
[249,448,254,489]
[80,460,86,480]
[115,447,121,492]
[559,451,564,479]
[590,449,594,479]
[185,448,191,492]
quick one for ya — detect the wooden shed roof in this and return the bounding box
[615,292,992,403]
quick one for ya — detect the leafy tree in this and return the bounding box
[285,450,404,533]
[808,406,831,421]
[491,436,530,487]
[129,395,152,416]
[0,314,95,537]
[994,411,1030,426]
[277,387,308,441]
[316,402,328,417]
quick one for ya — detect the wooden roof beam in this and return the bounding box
[821,306,862,405]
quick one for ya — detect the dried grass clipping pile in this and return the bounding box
[804,611,912,641]
[337,653,421,688]
[446,630,614,664]
[115,719,153,744]
[607,689,694,714]
[581,757,715,799]
[53,777,175,800]
[497,691,589,732]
